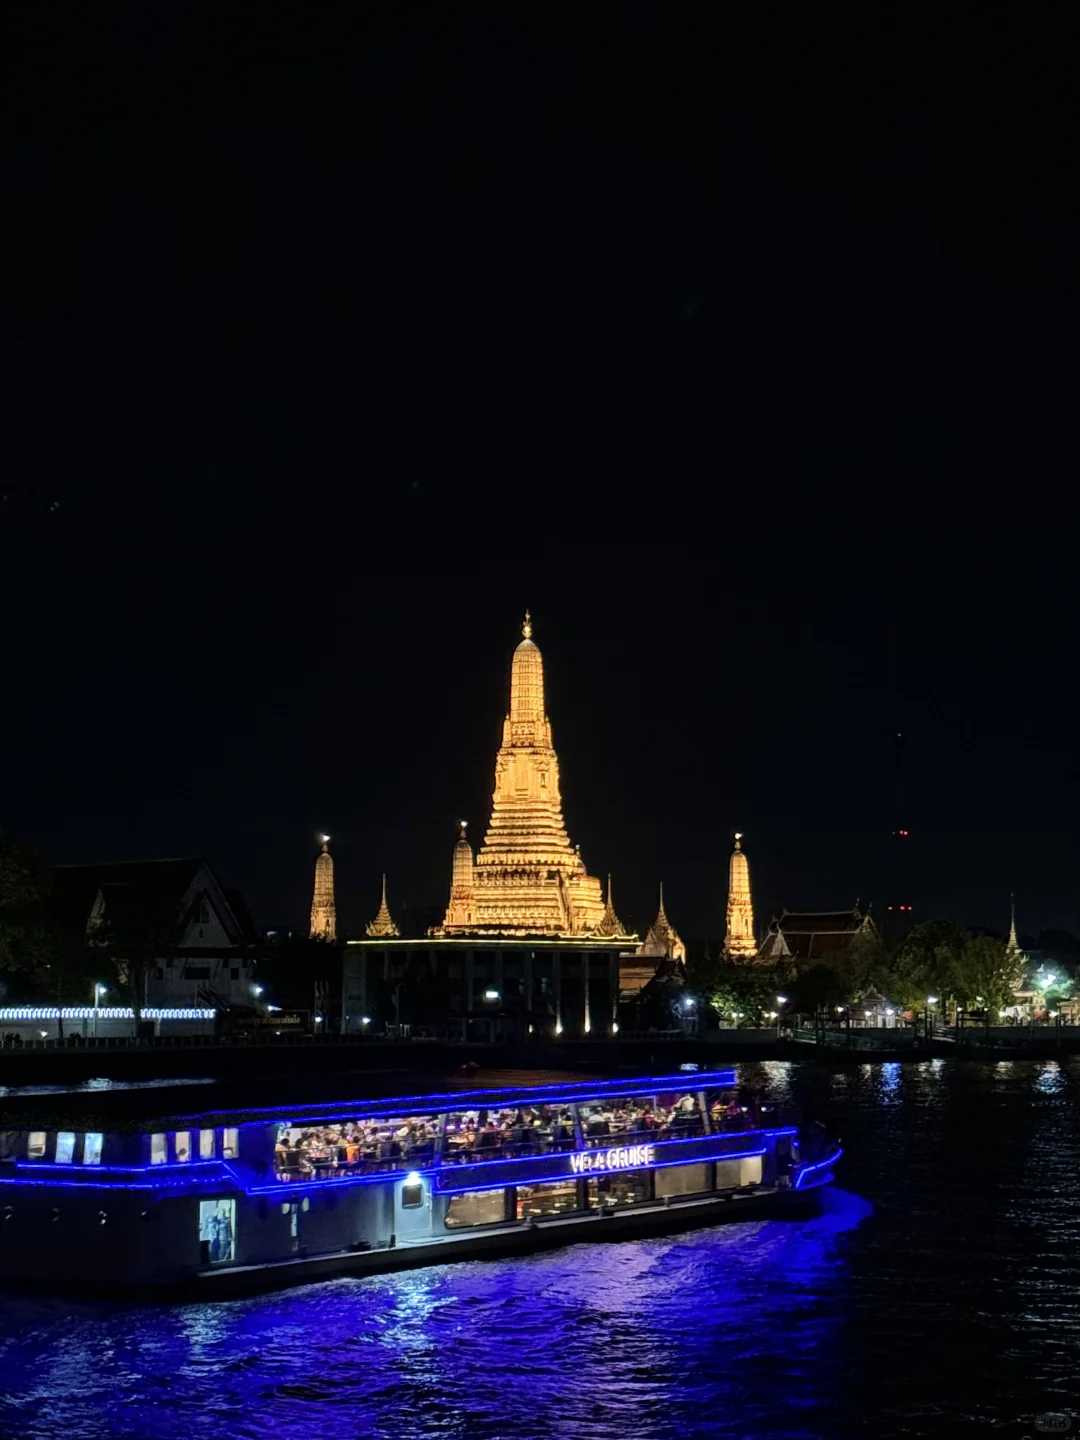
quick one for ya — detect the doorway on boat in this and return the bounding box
[198,1198,236,1265]
[394,1172,432,1243]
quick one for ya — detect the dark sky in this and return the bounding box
[6,6,1078,941]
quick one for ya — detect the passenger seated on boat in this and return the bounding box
[476,1125,500,1152]
[551,1115,575,1147]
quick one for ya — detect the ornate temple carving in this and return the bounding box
[309,836,337,942]
[595,874,627,938]
[437,615,635,939]
[637,883,686,963]
[365,873,400,937]
[724,831,759,959]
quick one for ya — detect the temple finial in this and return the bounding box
[595,871,627,938]
[366,873,399,937]
[1007,891,1021,954]
[522,609,532,640]
[638,881,685,961]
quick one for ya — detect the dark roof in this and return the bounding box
[50,858,251,945]
[764,908,876,963]
[775,909,866,934]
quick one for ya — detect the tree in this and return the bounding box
[686,956,793,1027]
[89,888,178,1035]
[889,921,968,1012]
[954,934,1022,1015]
[0,840,54,991]
[787,963,851,1017]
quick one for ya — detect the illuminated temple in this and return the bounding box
[437,614,634,940]
[723,832,758,959]
[308,836,337,942]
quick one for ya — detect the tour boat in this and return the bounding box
[0,1069,842,1296]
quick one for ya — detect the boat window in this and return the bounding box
[273,1115,439,1183]
[579,1091,703,1145]
[83,1133,103,1165]
[587,1171,651,1210]
[515,1178,581,1220]
[443,1105,576,1163]
[400,1179,424,1208]
[445,1189,508,1229]
[174,1132,192,1163]
[222,1128,239,1159]
[55,1132,76,1164]
[150,1133,167,1165]
[654,1163,710,1198]
[199,1129,215,1159]
[0,1132,19,1161]
[704,1088,745,1130]
[715,1155,762,1190]
[198,1198,236,1265]
[28,1132,47,1159]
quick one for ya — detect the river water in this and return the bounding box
[1,1058,1078,1440]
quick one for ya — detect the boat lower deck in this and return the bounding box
[190,1183,821,1298]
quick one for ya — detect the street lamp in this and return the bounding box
[252,984,264,999]
[94,982,107,1039]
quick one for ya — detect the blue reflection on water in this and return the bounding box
[0,1190,871,1440]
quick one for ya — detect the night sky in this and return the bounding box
[7,7,1077,942]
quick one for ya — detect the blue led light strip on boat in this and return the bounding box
[15,1161,224,1175]
[793,1147,843,1189]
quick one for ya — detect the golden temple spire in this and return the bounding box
[725,830,758,960]
[439,820,476,931]
[437,618,618,937]
[309,834,337,942]
[1005,892,1023,957]
[639,882,685,962]
[595,872,629,938]
[366,872,400,937]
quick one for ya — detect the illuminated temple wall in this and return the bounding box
[342,939,632,1040]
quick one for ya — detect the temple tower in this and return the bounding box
[724,832,758,959]
[639,882,686,962]
[365,873,400,938]
[439,613,608,935]
[595,874,628,938]
[1004,892,1026,966]
[442,821,476,930]
[309,835,337,942]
